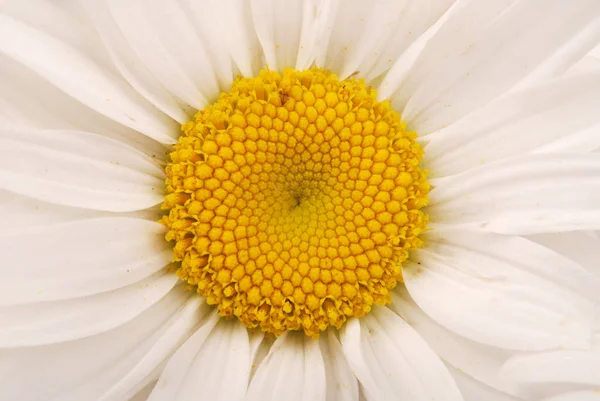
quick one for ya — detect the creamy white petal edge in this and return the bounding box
[340,306,464,401]
[0,1,600,401]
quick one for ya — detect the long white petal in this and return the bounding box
[529,231,600,274]
[0,287,198,401]
[323,0,453,81]
[0,127,164,212]
[540,391,600,401]
[501,340,600,388]
[381,0,600,133]
[404,231,594,351]
[0,57,165,156]
[149,314,251,401]
[105,0,223,109]
[340,306,463,401]
[391,289,520,396]
[428,153,600,234]
[0,0,115,72]
[0,217,171,305]
[81,0,190,124]
[0,12,179,144]
[250,0,307,71]
[0,190,98,235]
[424,73,600,177]
[245,332,326,401]
[0,271,177,347]
[447,367,525,401]
[99,298,207,401]
[319,330,359,401]
[188,0,262,78]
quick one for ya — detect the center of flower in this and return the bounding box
[161,68,429,336]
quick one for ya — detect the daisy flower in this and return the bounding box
[1,1,600,400]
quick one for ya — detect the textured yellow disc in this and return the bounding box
[161,68,429,336]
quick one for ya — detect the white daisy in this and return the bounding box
[1,1,600,401]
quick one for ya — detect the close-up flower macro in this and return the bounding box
[2,1,600,400]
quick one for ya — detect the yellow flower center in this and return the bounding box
[161,68,429,337]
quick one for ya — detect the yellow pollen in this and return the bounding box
[161,68,429,337]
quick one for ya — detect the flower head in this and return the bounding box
[1,1,600,401]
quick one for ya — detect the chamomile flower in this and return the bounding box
[1,1,600,401]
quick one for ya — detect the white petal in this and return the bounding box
[0,127,164,212]
[0,217,171,305]
[404,230,594,351]
[0,0,115,72]
[149,315,250,401]
[529,231,600,274]
[245,332,326,401]
[569,54,600,76]
[323,0,453,81]
[99,298,207,401]
[541,391,600,401]
[535,124,600,154]
[390,289,520,396]
[250,333,274,381]
[0,190,97,235]
[81,0,190,124]
[382,0,600,133]
[0,287,196,401]
[501,346,600,388]
[129,381,157,401]
[447,367,525,401]
[424,73,600,177]
[0,12,179,144]
[426,228,600,304]
[189,0,262,78]
[428,153,600,235]
[105,0,219,109]
[515,18,600,90]
[0,55,165,156]
[181,0,237,89]
[319,330,359,401]
[0,271,178,347]
[250,0,306,71]
[339,306,463,401]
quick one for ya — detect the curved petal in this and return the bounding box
[339,306,463,401]
[448,367,525,401]
[319,330,359,401]
[245,332,326,401]
[404,230,594,351]
[0,271,178,347]
[0,190,98,235]
[129,381,157,401]
[0,127,164,212]
[428,153,600,234]
[0,12,179,144]
[250,0,316,71]
[0,0,115,72]
[541,391,600,401]
[381,0,600,134]
[390,289,520,396]
[0,55,165,157]
[501,343,600,388]
[424,73,600,177]
[323,0,454,81]
[0,217,171,305]
[528,231,600,274]
[149,315,250,401]
[187,0,261,78]
[0,287,199,401]
[105,0,219,109]
[81,0,190,124]
[181,0,238,88]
